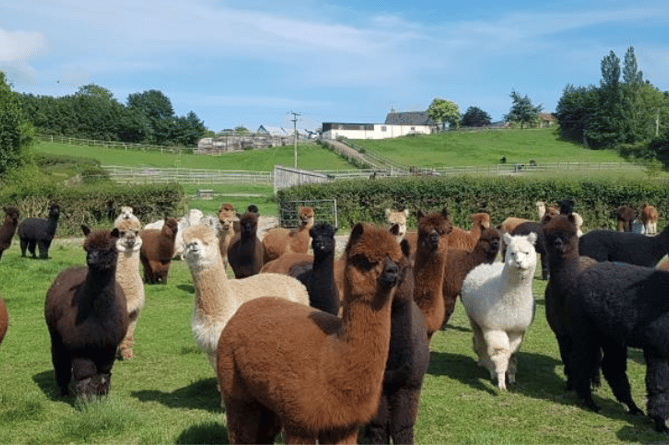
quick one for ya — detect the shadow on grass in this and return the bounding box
[131,377,221,413]
[176,421,229,444]
[32,369,77,407]
[177,284,195,294]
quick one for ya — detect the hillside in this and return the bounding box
[352,128,626,168]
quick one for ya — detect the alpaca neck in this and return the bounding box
[413,247,447,307]
[192,259,235,316]
[76,267,118,321]
[309,249,338,314]
[116,248,140,281]
[499,263,534,301]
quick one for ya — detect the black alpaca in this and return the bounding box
[18,203,60,259]
[288,222,340,315]
[569,262,669,433]
[543,214,599,391]
[227,208,264,278]
[361,239,430,445]
[0,206,20,260]
[45,225,128,399]
[579,222,669,267]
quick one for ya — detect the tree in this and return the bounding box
[503,91,543,129]
[427,98,460,130]
[0,71,31,177]
[170,111,207,146]
[75,84,116,102]
[127,90,175,144]
[461,106,492,127]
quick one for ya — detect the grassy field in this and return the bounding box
[0,238,665,444]
[352,128,628,167]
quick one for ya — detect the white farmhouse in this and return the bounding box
[322,111,437,140]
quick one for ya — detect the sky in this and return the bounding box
[2,1,669,133]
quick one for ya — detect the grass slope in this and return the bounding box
[0,238,664,444]
[353,128,626,167]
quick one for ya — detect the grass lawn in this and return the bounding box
[353,128,628,167]
[0,236,665,444]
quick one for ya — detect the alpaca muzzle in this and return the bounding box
[380,258,400,289]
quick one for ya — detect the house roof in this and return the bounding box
[257,125,290,136]
[538,113,557,122]
[384,111,436,126]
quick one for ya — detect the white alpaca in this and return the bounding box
[114,215,144,360]
[114,206,140,228]
[461,232,537,390]
[181,223,310,370]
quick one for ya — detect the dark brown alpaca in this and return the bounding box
[0,206,19,260]
[412,208,452,341]
[0,297,7,346]
[441,226,501,327]
[139,216,178,284]
[227,209,264,278]
[217,223,404,444]
[616,205,635,232]
[45,226,128,399]
[262,206,315,263]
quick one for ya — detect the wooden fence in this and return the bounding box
[39,134,193,154]
[101,166,272,186]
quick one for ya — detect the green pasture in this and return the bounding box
[0,237,665,444]
[352,128,628,167]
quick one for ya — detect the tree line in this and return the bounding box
[19,84,207,147]
[556,46,669,161]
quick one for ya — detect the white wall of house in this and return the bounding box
[323,124,433,140]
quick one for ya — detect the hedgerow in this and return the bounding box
[277,175,669,231]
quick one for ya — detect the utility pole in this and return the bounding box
[290,111,301,168]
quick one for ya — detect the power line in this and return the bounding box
[290,111,301,168]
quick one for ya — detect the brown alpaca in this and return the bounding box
[139,217,178,284]
[448,212,491,251]
[217,203,237,269]
[641,203,659,235]
[227,209,264,278]
[617,205,635,232]
[262,206,315,263]
[412,208,452,341]
[45,226,128,399]
[217,223,404,444]
[0,206,19,260]
[0,297,7,346]
[260,252,313,274]
[442,226,501,327]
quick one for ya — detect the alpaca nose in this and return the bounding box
[380,258,400,289]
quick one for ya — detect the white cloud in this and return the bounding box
[0,28,48,62]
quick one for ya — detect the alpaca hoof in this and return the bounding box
[75,373,111,400]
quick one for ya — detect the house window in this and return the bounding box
[381,126,387,132]
[411,127,415,131]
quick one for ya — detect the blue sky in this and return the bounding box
[2,1,668,133]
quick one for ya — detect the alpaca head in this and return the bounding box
[118,206,134,220]
[309,222,336,256]
[385,208,409,241]
[162,217,178,238]
[297,207,315,229]
[48,204,60,221]
[182,223,222,271]
[238,211,259,238]
[218,203,237,232]
[559,199,575,215]
[81,225,120,272]
[186,209,204,226]
[476,226,501,259]
[343,223,403,301]
[115,218,142,253]
[471,212,491,229]
[416,208,452,252]
[502,232,537,274]
[542,214,579,260]
[3,206,19,224]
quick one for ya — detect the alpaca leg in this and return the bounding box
[482,330,511,390]
[37,239,49,259]
[27,239,37,258]
[225,398,279,444]
[318,427,359,445]
[600,341,642,415]
[644,352,669,432]
[389,387,421,445]
[50,339,72,395]
[571,334,603,412]
[118,312,139,360]
[359,393,390,444]
[19,238,27,257]
[506,332,525,385]
[469,318,488,368]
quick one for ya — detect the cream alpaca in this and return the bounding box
[114,217,144,360]
[182,223,310,370]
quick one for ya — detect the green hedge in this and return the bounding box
[0,182,187,236]
[277,175,669,231]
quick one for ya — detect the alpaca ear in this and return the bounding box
[568,214,577,227]
[385,208,391,218]
[348,223,365,247]
[527,232,537,246]
[403,209,409,217]
[441,207,449,218]
[400,239,411,257]
[110,228,120,239]
[503,232,512,246]
[416,210,425,220]
[81,225,90,236]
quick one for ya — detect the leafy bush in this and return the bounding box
[278,175,669,231]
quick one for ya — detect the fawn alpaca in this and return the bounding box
[217,223,404,444]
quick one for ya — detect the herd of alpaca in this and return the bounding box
[3,196,669,437]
